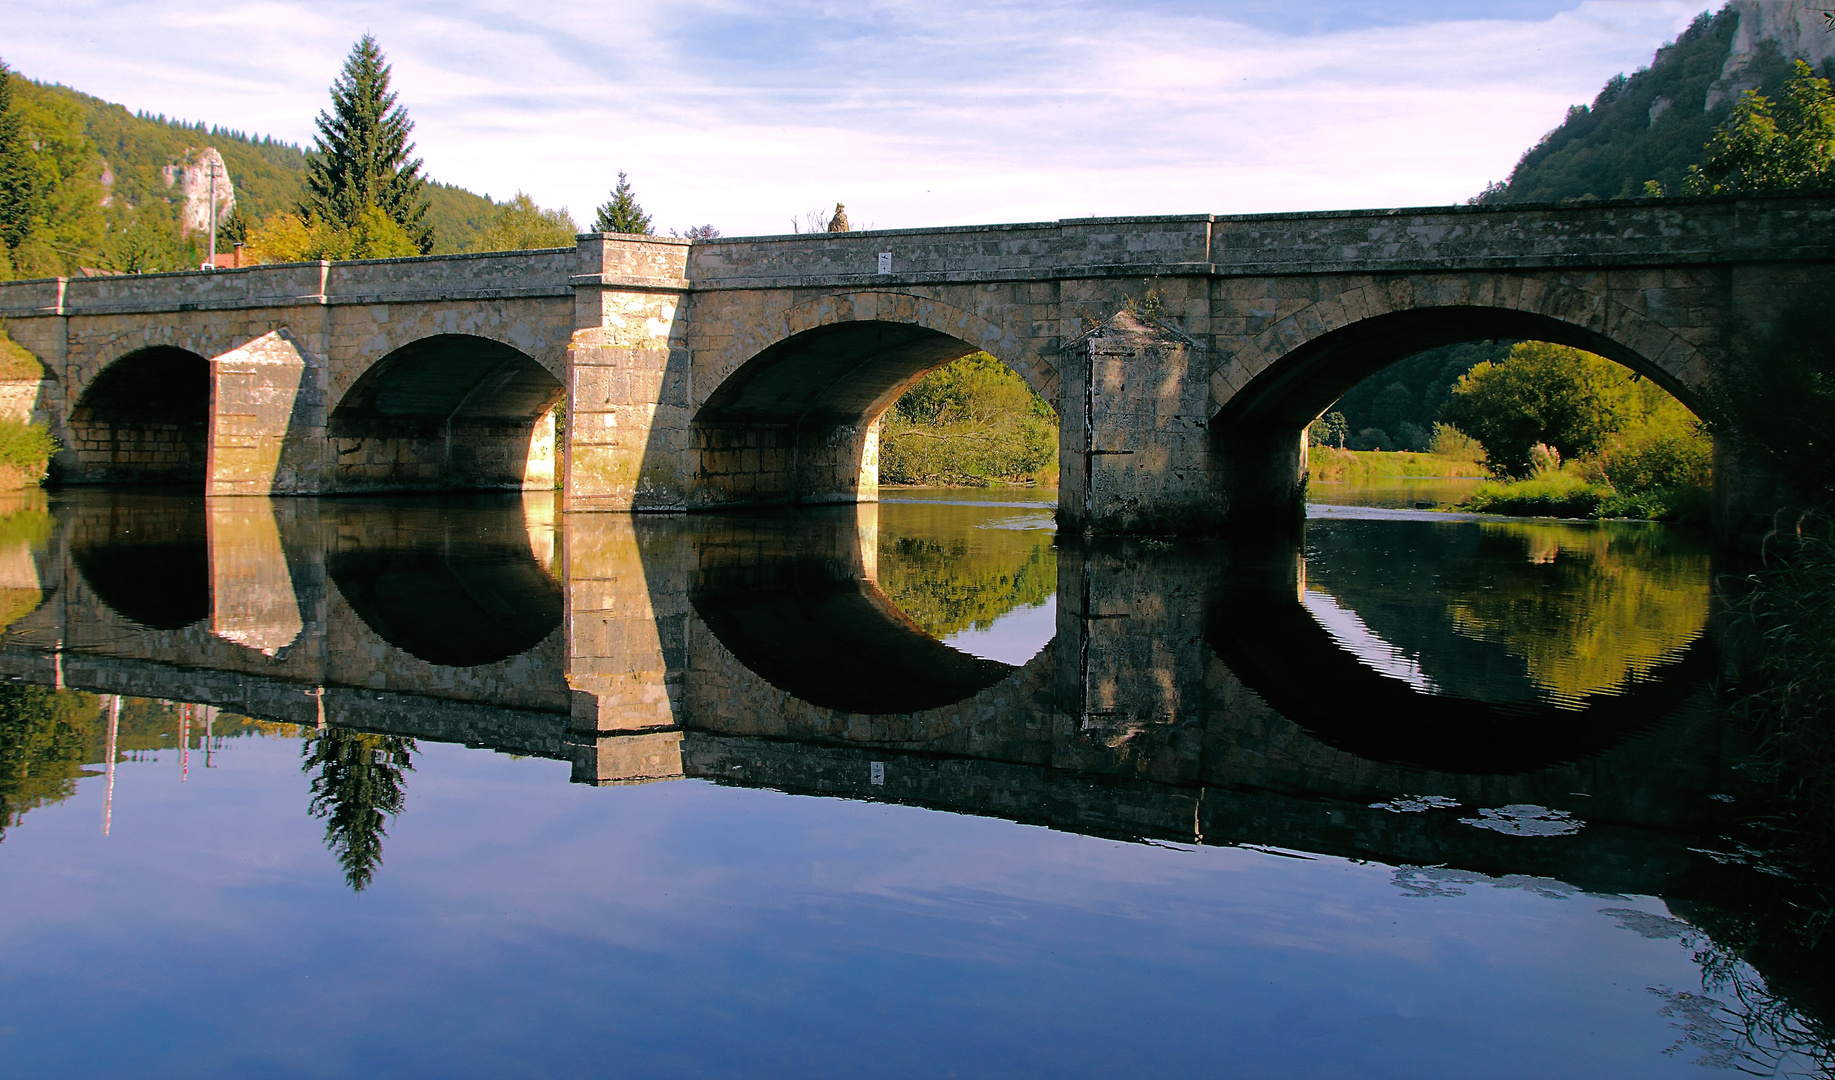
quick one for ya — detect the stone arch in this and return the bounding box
[691,292,1055,509]
[1203,273,1717,524]
[1211,273,1712,429]
[710,291,1056,409]
[328,333,564,492]
[66,345,211,485]
[328,318,569,409]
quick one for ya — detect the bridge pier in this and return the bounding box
[1057,311,1227,534]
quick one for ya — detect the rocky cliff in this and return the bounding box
[160,147,236,238]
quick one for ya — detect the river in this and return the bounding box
[0,484,1822,1078]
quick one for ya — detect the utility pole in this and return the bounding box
[206,156,220,271]
[102,695,119,837]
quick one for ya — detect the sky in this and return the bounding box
[3,0,1712,236]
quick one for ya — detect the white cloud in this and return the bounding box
[4,1,1706,235]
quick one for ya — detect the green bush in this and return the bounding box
[1597,484,1713,525]
[0,421,57,483]
[1459,471,1607,519]
[1596,425,1712,492]
[881,353,1057,486]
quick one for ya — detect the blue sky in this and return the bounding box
[5,1,1709,235]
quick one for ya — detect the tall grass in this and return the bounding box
[1307,446,1491,484]
[1728,516,1835,836]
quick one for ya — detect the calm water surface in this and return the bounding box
[0,483,1820,1078]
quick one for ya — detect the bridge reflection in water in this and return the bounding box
[0,487,1747,899]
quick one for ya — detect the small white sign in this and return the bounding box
[870,761,885,786]
[877,252,892,274]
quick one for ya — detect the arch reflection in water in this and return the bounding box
[326,496,563,668]
[70,493,211,631]
[681,494,1057,715]
[1208,516,1717,774]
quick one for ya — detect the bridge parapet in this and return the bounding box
[683,216,1215,289]
[1209,195,1835,275]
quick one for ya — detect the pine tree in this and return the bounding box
[301,36,433,253]
[0,59,40,263]
[303,727,416,892]
[592,172,652,235]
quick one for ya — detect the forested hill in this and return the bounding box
[10,76,497,274]
[1330,3,1832,451]
[1477,4,1816,204]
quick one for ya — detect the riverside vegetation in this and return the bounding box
[880,353,1056,487]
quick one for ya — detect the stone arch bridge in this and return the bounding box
[0,195,1828,536]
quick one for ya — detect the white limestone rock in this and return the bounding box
[1705,0,1835,112]
[160,147,236,238]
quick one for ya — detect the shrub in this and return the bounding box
[880,353,1057,486]
[1429,423,1485,464]
[1596,484,1713,525]
[1596,424,1712,493]
[1459,469,1607,519]
[0,420,56,488]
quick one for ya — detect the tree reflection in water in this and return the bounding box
[302,727,416,891]
[1442,521,1711,705]
[874,498,1056,641]
[0,684,98,840]
[1302,517,1711,708]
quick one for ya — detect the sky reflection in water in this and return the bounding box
[0,485,1813,1077]
[2,737,1736,1079]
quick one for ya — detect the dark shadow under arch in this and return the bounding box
[70,495,209,630]
[325,497,563,668]
[68,346,210,486]
[330,334,564,493]
[687,519,1020,714]
[692,320,985,508]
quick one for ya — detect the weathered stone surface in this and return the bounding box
[0,196,1828,534]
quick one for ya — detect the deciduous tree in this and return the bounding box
[1684,60,1835,194]
[1440,342,1642,477]
[477,192,578,251]
[0,60,37,277]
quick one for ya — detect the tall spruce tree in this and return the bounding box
[593,172,652,235]
[303,726,416,892]
[302,36,433,254]
[0,59,40,266]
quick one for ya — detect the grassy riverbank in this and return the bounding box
[1307,446,1490,484]
[1458,469,1713,524]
